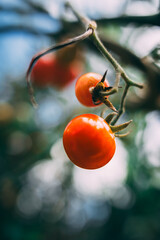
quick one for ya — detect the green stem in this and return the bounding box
[66,2,143,126]
[66,2,143,89]
[112,84,130,125]
[90,32,122,71]
[91,31,143,89]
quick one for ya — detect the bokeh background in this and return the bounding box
[0,0,160,239]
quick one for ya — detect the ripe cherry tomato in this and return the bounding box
[75,72,109,107]
[63,114,116,169]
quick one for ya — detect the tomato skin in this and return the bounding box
[50,59,81,89]
[63,114,116,169]
[31,54,55,87]
[75,72,109,107]
[31,54,82,89]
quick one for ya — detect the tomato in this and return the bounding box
[63,114,116,169]
[31,54,55,88]
[50,59,82,89]
[31,45,83,89]
[75,72,109,107]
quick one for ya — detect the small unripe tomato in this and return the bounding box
[75,72,109,107]
[63,114,116,169]
[31,54,55,87]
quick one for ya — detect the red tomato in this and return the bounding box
[50,59,81,89]
[31,54,82,89]
[75,72,109,107]
[63,114,116,169]
[31,54,55,88]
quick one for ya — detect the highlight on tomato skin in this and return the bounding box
[75,72,109,107]
[63,114,116,170]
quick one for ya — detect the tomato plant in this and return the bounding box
[26,2,142,171]
[63,113,116,169]
[75,72,110,107]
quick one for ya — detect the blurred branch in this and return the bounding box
[0,6,30,14]
[0,0,52,15]
[0,25,51,35]
[97,13,160,26]
[0,24,153,73]
[26,0,51,14]
[94,36,146,71]
[0,6,160,26]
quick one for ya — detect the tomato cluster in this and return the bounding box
[30,45,129,170]
[62,70,132,169]
[63,71,119,170]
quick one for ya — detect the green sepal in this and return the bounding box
[114,131,131,138]
[110,120,132,133]
[105,112,117,124]
[102,98,117,112]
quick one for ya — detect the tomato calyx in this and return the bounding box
[104,112,132,138]
[90,70,117,112]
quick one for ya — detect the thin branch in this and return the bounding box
[66,2,143,88]
[90,31,143,90]
[65,2,92,29]
[99,36,146,71]
[91,31,123,71]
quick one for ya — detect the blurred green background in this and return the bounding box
[0,0,160,240]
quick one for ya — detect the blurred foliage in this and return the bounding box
[0,0,160,240]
